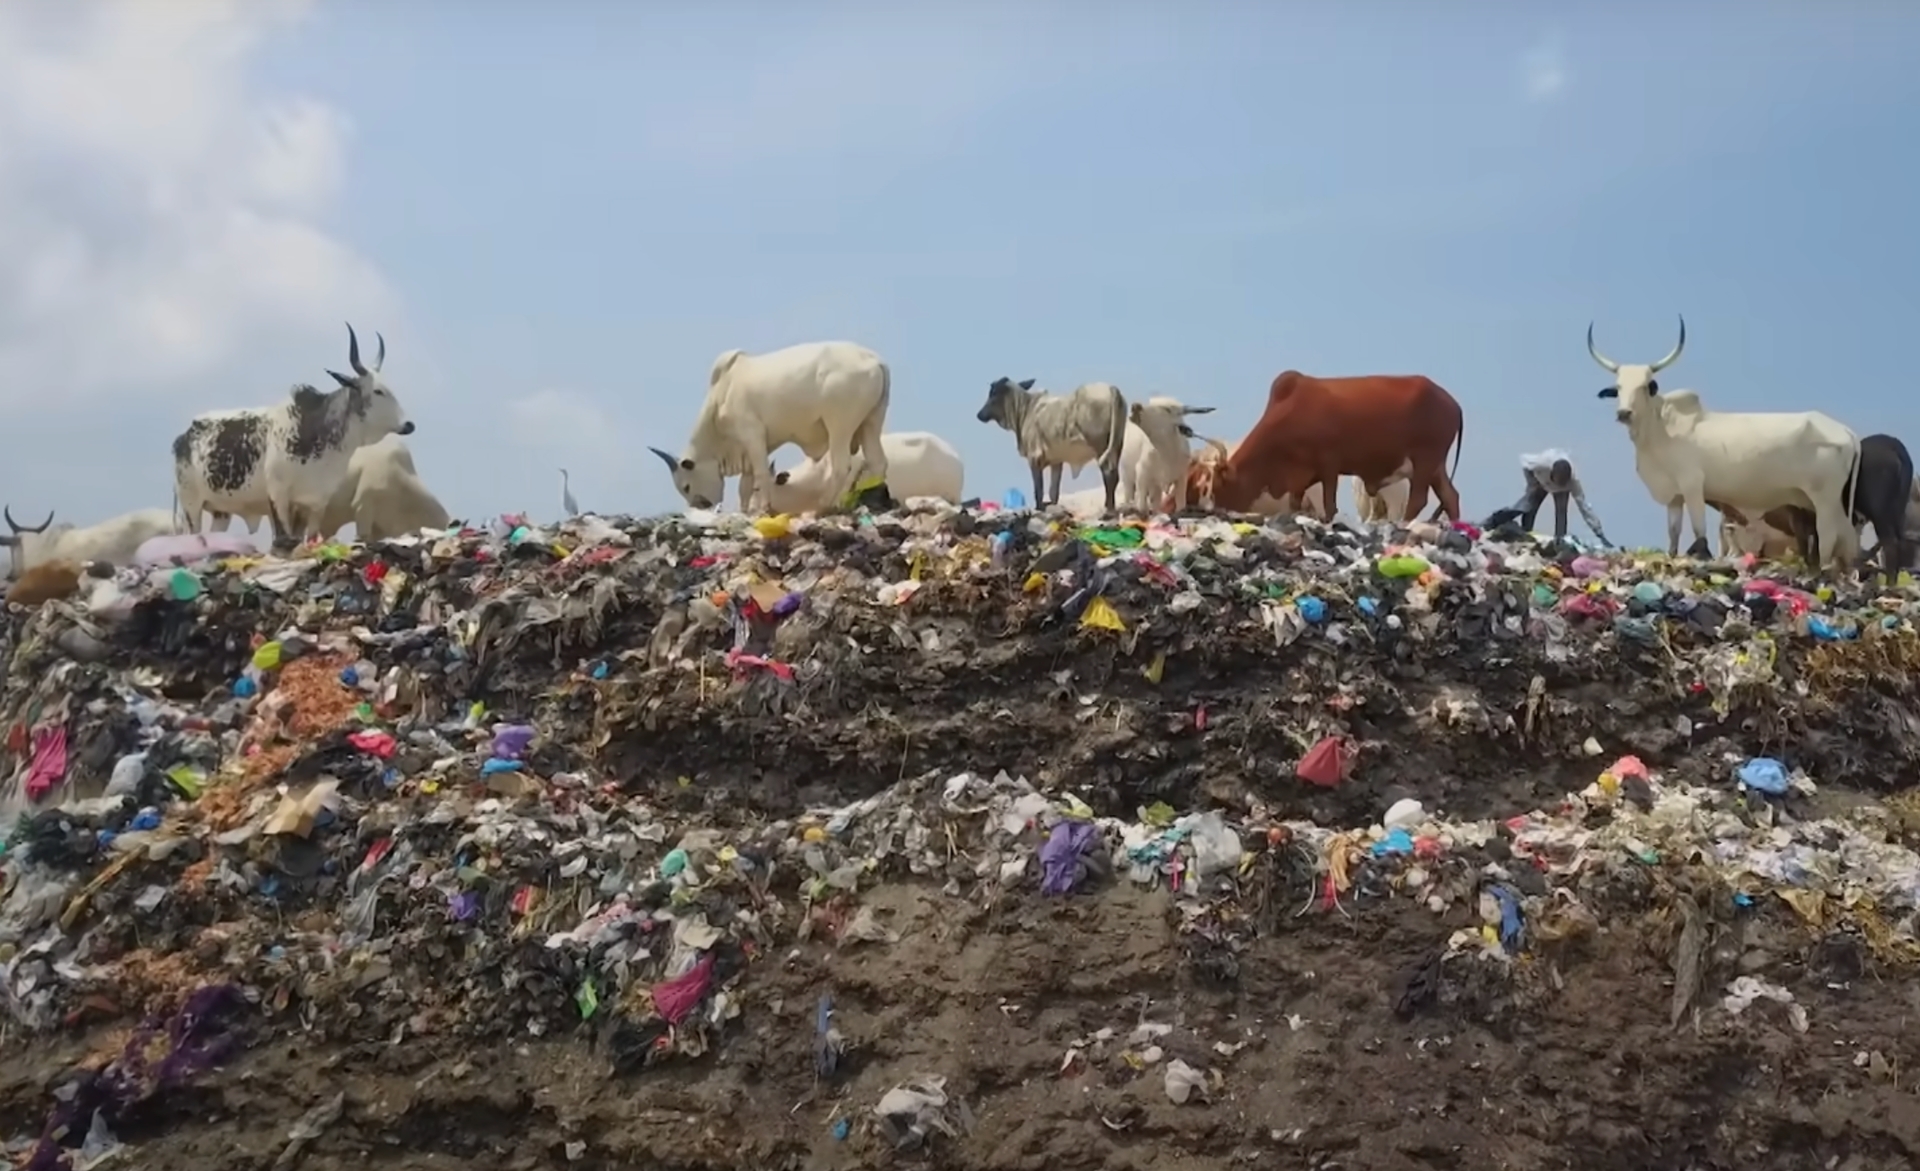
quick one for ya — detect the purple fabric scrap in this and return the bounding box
[490,724,536,761]
[1039,821,1100,895]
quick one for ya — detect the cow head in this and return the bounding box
[1590,316,1685,426]
[1,505,55,579]
[1168,437,1232,511]
[977,377,1035,428]
[648,447,725,511]
[1129,398,1215,447]
[327,323,416,439]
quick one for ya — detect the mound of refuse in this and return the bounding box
[5,508,1920,1171]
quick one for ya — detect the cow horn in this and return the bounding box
[1181,405,1215,416]
[374,331,387,372]
[1650,314,1686,373]
[648,446,679,471]
[346,322,368,376]
[1586,323,1620,373]
[5,505,53,534]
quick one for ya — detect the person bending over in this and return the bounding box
[1483,449,1611,545]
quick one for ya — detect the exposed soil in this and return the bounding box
[8,875,1920,1171]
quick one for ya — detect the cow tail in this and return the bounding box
[871,362,893,457]
[1846,431,1863,531]
[1450,414,1464,480]
[1100,389,1129,480]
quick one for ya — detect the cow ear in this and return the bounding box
[1018,379,1036,391]
[1646,379,1660,393]
[1596,387,1618,399]
[679,459,695,470]
[774,472,791,486]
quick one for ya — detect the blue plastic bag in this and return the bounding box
[1737,756,1789,795]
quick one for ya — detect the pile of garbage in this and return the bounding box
[6,505,1920,1164]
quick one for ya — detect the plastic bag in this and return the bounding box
[1296,735,1355,788]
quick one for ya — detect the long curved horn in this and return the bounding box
[4,505,53,534]
[346,322,368,376]
[1586,323,1620,373]
[647,446,680,471]
[1650,314,1686,373]
[374,331,387,372]
[1181,405,1215,416]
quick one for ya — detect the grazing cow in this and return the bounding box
[7,560,84,607]
[315,436,451,542]
[1120,397,1214,512]
[763,430,964,513]
[1588,317,1861,568]
[1713,434,1916,580]
[650,341,890,514]
[1206,372,1464,522]
[173,324,415,547]
[1,507,179,578]
[976,378,1128,511]
[1717,506,1798,561]
[1177,438,1285,515]
[1354,476,1412,524]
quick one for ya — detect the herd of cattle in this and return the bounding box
[5,318,1917,592]
[644,323,1918,580]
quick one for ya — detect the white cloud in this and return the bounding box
[509,388,618,451]
[1521,37,1570,103]
[0,0,395,410]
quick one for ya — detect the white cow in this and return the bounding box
[1589,317,1861,566]
[1120,397,1215,512]
[1,507,179,578]
[315,436,451,542]
[650,341,890,515]
[173,324,414,547]
[977,378,1128,511]
[763,430,964,513]
[1720,512,1797,560]
[1354,477,1412,524]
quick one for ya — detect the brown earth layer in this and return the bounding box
[7,530,1920,1170]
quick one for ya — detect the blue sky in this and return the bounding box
[4,2,1919,543]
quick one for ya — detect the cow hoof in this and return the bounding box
[1685,537,1712,559]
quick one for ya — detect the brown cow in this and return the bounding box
[1207,372,1464,522]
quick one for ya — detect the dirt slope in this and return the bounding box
[6,518,1920,1170]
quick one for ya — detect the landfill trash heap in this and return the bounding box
[7,505,1920,1169]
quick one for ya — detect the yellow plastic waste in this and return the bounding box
[752,515,793,539]
[1143,651,1166,683]
[251,641,282,671]
[1079,596,1126,631]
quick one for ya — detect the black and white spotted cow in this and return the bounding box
[172,323,416,548]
